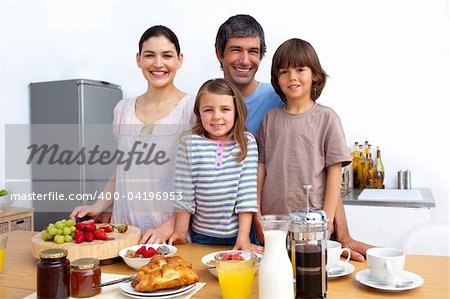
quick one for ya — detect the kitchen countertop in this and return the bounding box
[1,231,449,298]
[342,188,435,208]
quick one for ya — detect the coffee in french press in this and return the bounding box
[288,184,328,298]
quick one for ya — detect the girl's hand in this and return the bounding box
[168,231,187,245]
[233,237,264,254]
[233,235,252,251]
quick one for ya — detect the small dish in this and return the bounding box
[201,250,262,278]
[119,244,177,270]
[355,269,424,292]
[327,261,355,278]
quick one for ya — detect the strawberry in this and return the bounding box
[75,222,86,231]
[117,224,128,233]
[74,229,85,244]
[231,252,244,260]
[94,229,108,240]
[135,245,147,255]
[143,247,158,258]
[84,231,95,242]
[84,222,97,232]
[99,224,114,233]
[222,252,244,261]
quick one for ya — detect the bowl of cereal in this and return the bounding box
[119,244,177,270]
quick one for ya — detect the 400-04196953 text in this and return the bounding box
[9,191,183,201]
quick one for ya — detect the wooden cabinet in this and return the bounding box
[0,207,34,235]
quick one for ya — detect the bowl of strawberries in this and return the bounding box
[119,244,177,270]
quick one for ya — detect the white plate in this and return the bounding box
[119,281,196,298]
[355,269,424,292]
[327,261,355,278]
[200,250,263,278]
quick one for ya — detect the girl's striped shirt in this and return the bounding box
[174,132,258,238]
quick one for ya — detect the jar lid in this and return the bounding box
[71,258,100,270]
[39,248,68,259]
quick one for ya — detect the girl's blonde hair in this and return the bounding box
[192,78,248,162]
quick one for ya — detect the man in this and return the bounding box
[215,14,371,261]
[214,15,281,134]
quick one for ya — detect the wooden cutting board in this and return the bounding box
[31,224,141,261]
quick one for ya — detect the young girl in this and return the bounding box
[168,78,258,250]
[70,25,195,243]
[257,38,351,235]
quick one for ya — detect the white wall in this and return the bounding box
[1,1,448,232]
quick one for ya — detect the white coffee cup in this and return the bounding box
[326,240,351,271]
[366,247,405,283]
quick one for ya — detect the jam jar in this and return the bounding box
[70,257,101,298]
[37,248,70,299]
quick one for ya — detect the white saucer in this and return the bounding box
[355,269,424,292]
[327,261,355,278]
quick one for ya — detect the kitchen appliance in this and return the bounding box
[29,79,122,230]
[288,184,328,298]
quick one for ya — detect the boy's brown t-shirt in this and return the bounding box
[258,103,351,215]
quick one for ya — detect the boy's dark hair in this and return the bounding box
[139,25,180,55]
[215,14,266,67]
[271,38,328,103]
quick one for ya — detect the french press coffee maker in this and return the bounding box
[288,184,328,298]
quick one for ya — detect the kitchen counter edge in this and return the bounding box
[342,188,435,208]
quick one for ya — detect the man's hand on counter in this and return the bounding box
[339,237,374,262]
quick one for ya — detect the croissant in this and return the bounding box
[131,255,199,293]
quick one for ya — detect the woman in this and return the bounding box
[70,25,195,244]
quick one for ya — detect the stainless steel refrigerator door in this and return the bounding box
[29,79,122,230]
[78,82,122,202]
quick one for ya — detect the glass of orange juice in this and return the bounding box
[0,235,7,277]
[215,250,257,299]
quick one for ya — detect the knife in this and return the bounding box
[75,215,92,223]
[92,274,135,288]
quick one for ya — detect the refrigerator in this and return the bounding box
[29,79,123,230]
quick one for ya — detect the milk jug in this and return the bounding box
[258,215,294,299]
